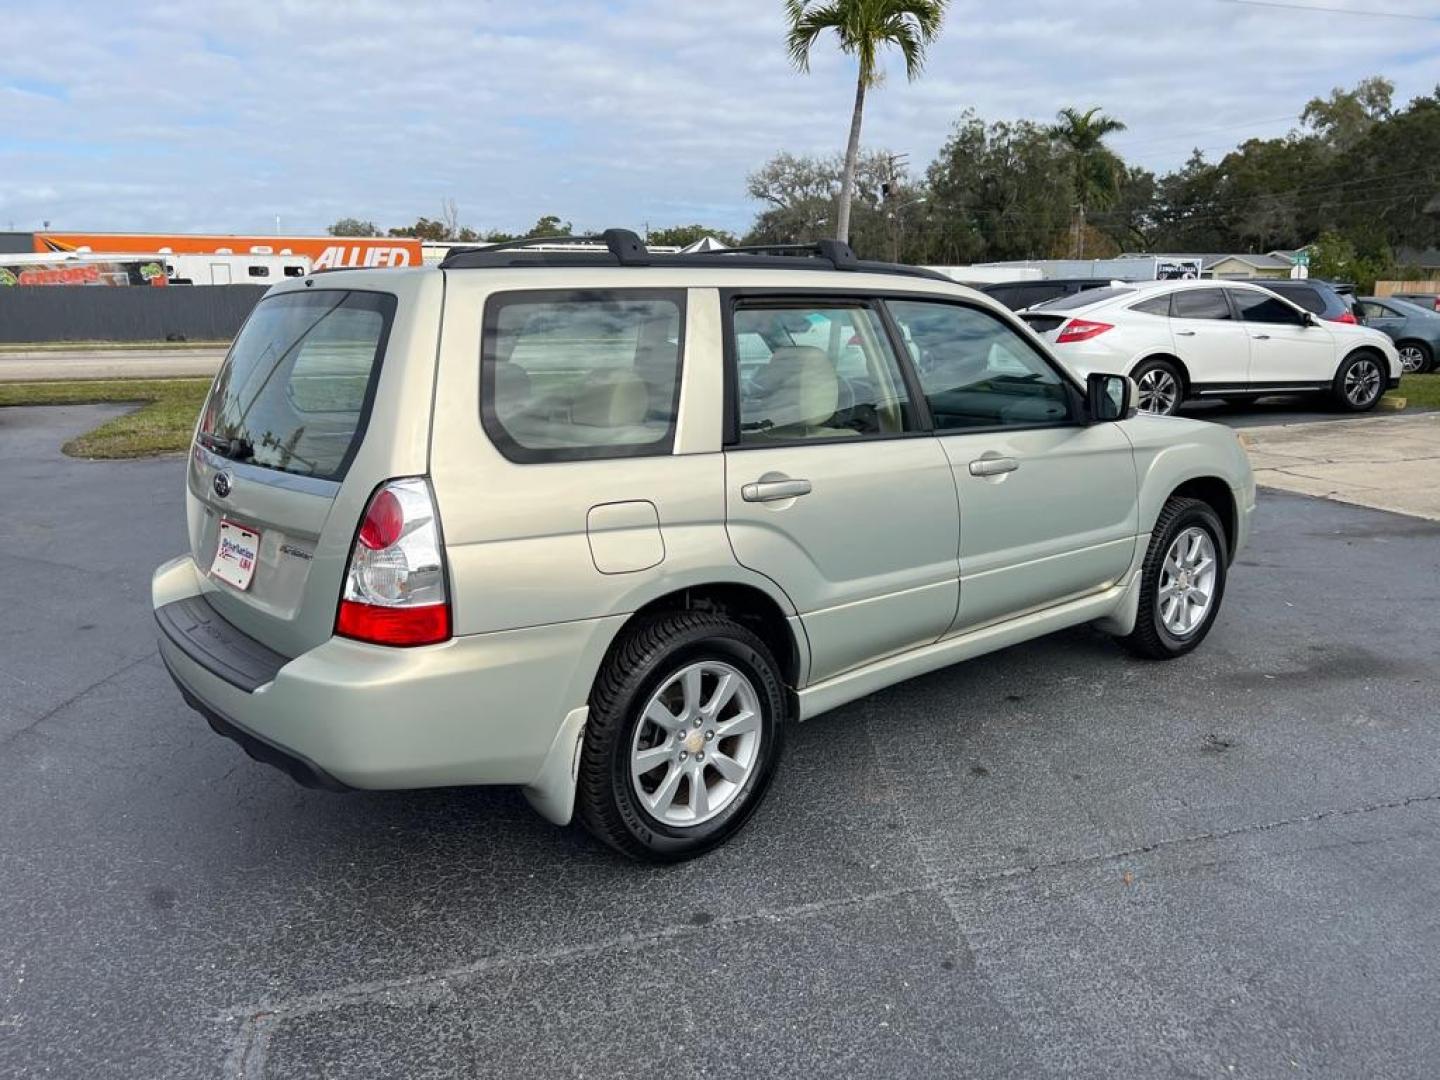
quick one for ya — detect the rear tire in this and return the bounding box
[576,612,786,862]
[1132,358,1185,416]
[1332,351,1386,412]
[1397,340,1433,375]
[1119,497,1229,660]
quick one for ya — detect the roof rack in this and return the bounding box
[438,228,949,282]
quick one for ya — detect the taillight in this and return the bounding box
[336,478,451,647]
[1334,311,1358,325]
[1056,319,1114,344]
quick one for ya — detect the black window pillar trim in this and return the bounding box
[874,299,936,432]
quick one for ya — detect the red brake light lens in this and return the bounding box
[336,599,450,647]
[358,488,403,549]
[337,478,450,647]
[1056,319,1114,344]
[1334,311,1358,325]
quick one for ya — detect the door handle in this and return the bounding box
[741,478,812,502]
[1175,330,1197,337]
[969,456,1019,477]
[1252,334,1271,340]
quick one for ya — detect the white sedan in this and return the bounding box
[1020,280,1401,415]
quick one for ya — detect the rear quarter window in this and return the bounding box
[480,289,685,463]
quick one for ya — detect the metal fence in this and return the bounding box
[0,286,266,343]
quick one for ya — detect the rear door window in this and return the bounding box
[198,289,395,481]
[481,290,683,462]
[731,302,917,443]
[1172,289,1233,320]
[1131,294,1173,316]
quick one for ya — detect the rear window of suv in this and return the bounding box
[197,289,395,482]
[1263,282,1324,314]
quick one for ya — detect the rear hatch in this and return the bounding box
[187,286,404,657]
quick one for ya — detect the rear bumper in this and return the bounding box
[152,555,621,799]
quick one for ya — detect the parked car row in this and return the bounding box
[1018,279,1402,415]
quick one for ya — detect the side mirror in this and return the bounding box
[1087,372,1135,422]
[1303,311,1321,327]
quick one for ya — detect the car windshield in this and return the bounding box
[1030,286,1135,311]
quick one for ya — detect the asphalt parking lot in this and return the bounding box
[3,403,1439,1079]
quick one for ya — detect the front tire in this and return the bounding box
[576,612,786,862]
[1332,351,1386,412]
[1397,340,1432,375]
[1119,497,1229,660]
[1132,358,1185,416]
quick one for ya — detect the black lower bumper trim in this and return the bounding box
[161,651,351,792]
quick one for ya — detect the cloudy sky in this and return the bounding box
[3,0,1438,238]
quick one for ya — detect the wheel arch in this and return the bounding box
[1336,343,1388,377]
[621,582,804,691]
[1133,352,1192,391]
[1167,476,1237,561]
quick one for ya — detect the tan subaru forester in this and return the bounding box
[153,230,1255,861]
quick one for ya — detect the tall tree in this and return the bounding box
[1302,76,1394,153]
[744,149,904,256]
[926,112,1070,262]
[523,215,573,238]
[327,218,378,237]
[784,0,947,244]
[1047,106,1127,258]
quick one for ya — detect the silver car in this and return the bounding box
[153,231,1255,861]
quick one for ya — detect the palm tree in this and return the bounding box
[786,0,947,245]
[1048,106,1127,258]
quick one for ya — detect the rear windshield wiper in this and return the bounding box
[197,432,256,462]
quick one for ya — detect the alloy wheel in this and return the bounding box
[1398,345,1426,374]
[629,661,763,827]
[1344,358,1382,406]
[1136,368,1180,415]
[1158,526,1217,637]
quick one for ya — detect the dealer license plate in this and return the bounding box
[210,519,260,591]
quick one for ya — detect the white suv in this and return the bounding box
[152,231,1255,861]
[1022,279,1401,415]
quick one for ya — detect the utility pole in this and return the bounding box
[883,153,909,261]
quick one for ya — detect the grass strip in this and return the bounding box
[0,378,210,458]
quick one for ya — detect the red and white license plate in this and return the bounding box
[210,519,261,591]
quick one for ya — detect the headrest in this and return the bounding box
[764,346,839,428]
[572,371,648,427]
[493,361,532,417]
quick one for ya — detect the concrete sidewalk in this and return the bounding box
[0,345,226,382]
[1241,412,1440,521]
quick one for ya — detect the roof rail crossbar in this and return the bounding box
[687,238,860,270]
[437,229,949,281]
[440,230,650,267]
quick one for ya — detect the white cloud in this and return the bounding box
[0,0,1435,235]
